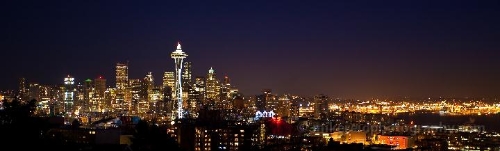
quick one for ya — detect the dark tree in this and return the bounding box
[0,99,50,150]
[131,120,182,151]
[71,119,82,129]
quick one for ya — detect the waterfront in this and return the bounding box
[397,112,500,132]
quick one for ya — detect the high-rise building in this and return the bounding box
[194,77,206,101]
[129,79,142,114]
[255,89,277,112]
[116,62,129,90]
[75,82,85,112]
[142,72,154,113]
[143,72,154,101]
[163,71,175,89]
[115,62,129,112]
[314,94,329,119]
[94,76,106,98]
[103,87,116,112]
[185,85,200,117]
[18,78,28,101]
[64,75,75,114]
[205,67,220,101]
[160,85,173,116]
[290,97,302,120]
[182,61,192,85]
[277,94,291,117]
[149,87,162,113]
[171,42,188,119]
[161,72,175,118]
[52,85,66,115]
[220,75,231,101]
[28,82,40,101]
[36,85,52,115]
[82,79,93,112]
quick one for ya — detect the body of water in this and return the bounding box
[396,113,500,132]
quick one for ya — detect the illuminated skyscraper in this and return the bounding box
[129,79,142,114]
[171,42,188,119]
[205,67,220,100]
[163,71,175,89]
[116,62,129,90]
[182,61,192,85]
[94,76,106,111]
[18,78,28,101]
[220,75,231,101]
[277,94,291,117]
[83,79,92,112]
[194,77,206,100]
[256,89,277,112]
[161,72,175,117]
[64,75,75,114]
[94,76,106,99]
[143,72,154,102]
[115,62,129,111]
[143,72,154,93]
[141,72,155,114]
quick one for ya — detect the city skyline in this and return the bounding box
[2,1,500,98]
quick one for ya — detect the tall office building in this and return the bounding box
[103,88,116,112]
[82,79,93,112]
[28,82,40,102]
[171,42,188,119]
[163,71,175,89]
[51,85,65,114]
[314,94,329,119]
[149,87,162,113]
[185,85,200,116]
[182,61,192,85]
[94,76,106,98]
[205,67,220,101]
[256,95,266,112]
[143,72,155,113]
[220,76,231,101]
[160,85,173,115]
[277,94,291,117]
[194,77,206,101]
[64,75,75,114]
[94,76,106,112]
[18,78,28,101]
[290,97,302,121]
[255,89,277,112]
[141,73,155,114]
[161,72,175,118]
[36,85,52,115]
[182,62,193,109]
[143,72,154,100]
[115,62,129,111]
[116,62,129,90]
[129,79,142,114]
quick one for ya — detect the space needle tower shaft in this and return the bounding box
[171,42,188,119]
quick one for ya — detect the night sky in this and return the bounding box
[2,0,499,98]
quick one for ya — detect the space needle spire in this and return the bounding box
[171,41,188,119]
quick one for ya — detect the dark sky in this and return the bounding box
[1,0,499,98]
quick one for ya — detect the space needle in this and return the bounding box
[171,42,187,119]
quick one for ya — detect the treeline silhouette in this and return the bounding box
[131,120,183,151]
[0,99,182,151]
[0,99,49,150]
